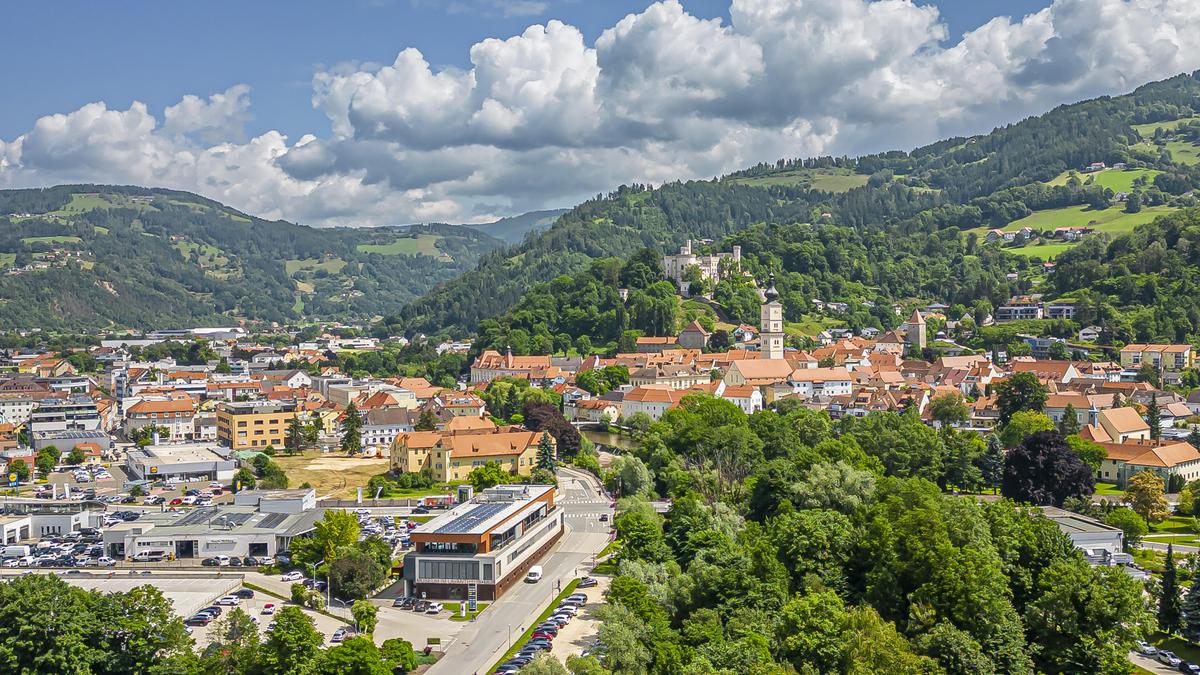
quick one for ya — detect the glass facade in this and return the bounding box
[419,559,480,581]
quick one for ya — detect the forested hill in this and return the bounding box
[0,185,504,331]
[397,71,1200,337]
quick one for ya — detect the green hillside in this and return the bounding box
[0,186,504,330]
[398,72,1200,337]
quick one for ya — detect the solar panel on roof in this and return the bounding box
[434,502,510,534]
[257,513,287,529]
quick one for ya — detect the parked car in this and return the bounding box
[599,513,609,522]
[577,576,599,588]
[96,557,116,567]
[531,631,555,641]
[1161,651,1184,667]
[1137,641,1158,655]
[216,596,241,606]
[425,602,444,614]
[281,571,304,582]
[261,603,276,615]
[331,628,350,643]
[234,589,255,599]
[184,615,212,626]
[168,498,183,506]
[1180,662,1200,674]
[412,506,429,514]
[228,557,243,567]
[201,557,220,567]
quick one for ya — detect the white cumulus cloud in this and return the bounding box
[3,0,1200,227]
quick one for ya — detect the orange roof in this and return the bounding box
[1099,406,1148,434]
[127,398,195,415]
[624,386,685,404]
[1121,344,1192,353]
[472,350,552,371]
[446,430,550,458]
[445,415,497,433]
[721,385,756,399]
[1098,439,1200,468]
[394,431,442,449]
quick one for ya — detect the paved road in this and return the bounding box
[1131,650,1184,673]
[427,467,613,675]
[1142,540,1200,554]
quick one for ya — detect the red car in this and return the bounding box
[531,632,555,641]
[169,498,184,506]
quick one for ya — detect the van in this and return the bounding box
[132,550,166,562]
[2,545,30,558]
[525,565,543,583]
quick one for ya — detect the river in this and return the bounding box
[581,429,636,452]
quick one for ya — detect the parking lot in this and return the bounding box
[185,587,349,648]
[0,571,240,619]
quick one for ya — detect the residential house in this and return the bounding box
[469,349,553,384]
[362,408,418,454]
[124,396,197,443]
[720,385,762,415]
[622,386,685,420]
[677,321,710,350]
[390,429,553,482]
[1083,406,1151,444]
[1095,439,1200,488]
[1119,344,1194,385]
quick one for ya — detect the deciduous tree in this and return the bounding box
[1002,430,1094,506]
[1126,470,1170,523]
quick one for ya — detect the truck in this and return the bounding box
[1,545,30,558]
[525,565,543,583]
[132,550,166,563]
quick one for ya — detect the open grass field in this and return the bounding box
[1132,116,1200,138]
[1006,243,1074,260]
[1166,139,1200,165]
[1150,515,1197,535]
[356,234,449,260]
[20,235,83,245]
[0,253,15,268]
[1094,482,1125,496]
[285,257,347,276]
[729,168,869,192]
[174,240,230,268]
[1046,167,1162,192]
[785,314,846,337]
[271,452,389,498]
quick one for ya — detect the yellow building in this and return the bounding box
[215,400,299,450]
[1120,344,1194,384]
[390,429,553,482]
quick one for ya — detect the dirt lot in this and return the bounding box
[271,452,389,498]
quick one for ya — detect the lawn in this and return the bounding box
[20,235,83,245]
[1150,632,1200,663]
[1094,482,1125,496]
[1006,242,1074,260]
[285,257,347,276]
[270,451,390,498]
[1007,204,1173,234]
[785,314,846,337]
[1151,515,1197,535]
[729,168,869,193]
[490,579,581,672]
[1143,534,1200,547]
[1046,167,1162,192]
[356,234,449,260]
[444,601,490,621]
[1132,116,1200,138]
[0,253,14,268]
[1166,139,1200,165]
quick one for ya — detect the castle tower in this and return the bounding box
[901,309,926,351]
[760,274,785,360]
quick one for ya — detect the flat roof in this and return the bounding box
[129,444,229,464]
[1039,506,1120,535]
[116,505,323,538]
[414,484,554,537]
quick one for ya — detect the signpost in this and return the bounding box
[467,582,478,612]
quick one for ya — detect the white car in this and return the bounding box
[425,602,444,614]
[216,595,241,606]
[181,496,198,506]
[216,555,231,566]
[1,559,18,568]
[281,571,304,582]
[1136,641,1158,655]
[209,482,223,489]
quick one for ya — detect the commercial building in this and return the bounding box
[215,400,299,450]
[102,489,322,560]
[402,484,563,601]
[31,429,110,454]
[0,499,105,540]
[124,444,238,482]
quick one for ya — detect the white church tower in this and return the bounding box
[760,273,785,360]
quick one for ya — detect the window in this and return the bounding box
[419,560,479,580]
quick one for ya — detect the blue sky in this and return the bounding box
[1,0,1194,227]
[0,0,1050,140]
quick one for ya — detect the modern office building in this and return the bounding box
[215,400,299,450]
[29,395,102,433]
[402,484,563,601]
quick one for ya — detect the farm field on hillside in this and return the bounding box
[285,257,348,276]
[1166,139,1200,165]
[1046,167,1162,192]
[1132,116,1200,138]
[729,168,869,192]
[356,234,449,260]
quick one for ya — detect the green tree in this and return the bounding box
[203,606,260,674]
[624,412,653,438]
[1057,403,1081,436]
[1002,430,1095,506]
[379,638,418,673]
[340,402,363,455]
[234,467,258,491]
[1183,585,1200,640]
[216,357,233,374]
[129,483,146,498]
[929,391,969,427]
[329,547,389,600]
[0,574,103,672]
[978,435,1005,492]
[8,458,30,483]
[96,583,196,674]
[1103,507,1148,551]
[522,654,569,675]
[1025,557,1154,673]
[1127,470,1170,523]
[286,415,305,455]
[259,606,324,675]
[35,446,61,478]
[1148,393,1161,440]
[537,432,556,472]
[415,408,438,431]
[308,509,362,564]
[468,461,510,492]
[609,456,654,498]
[1066,435,1107,471]
[999,411,1054,449]
[351,599,378,635]
[315,636,387,675]
[1161,544,1183,635]
[994,372,1049,425]
[1137,362,1161,388]
[66,446,87,466]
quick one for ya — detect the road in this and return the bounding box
[427,466,613,675]
[1142,540,1200,554]
[1131,650,1184,673]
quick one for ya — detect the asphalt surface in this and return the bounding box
[428,466,614,675]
